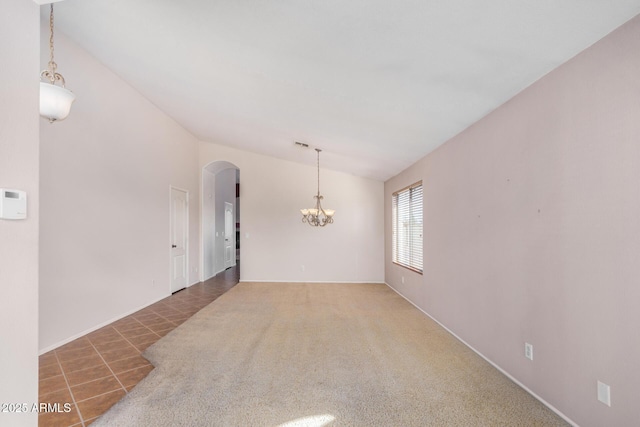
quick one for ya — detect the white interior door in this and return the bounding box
[170,188,188,292]
[224,202,234,269]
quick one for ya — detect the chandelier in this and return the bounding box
[300,149,335,227]
[40,4,76,123]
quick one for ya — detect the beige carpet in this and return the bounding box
[93,283,568,426]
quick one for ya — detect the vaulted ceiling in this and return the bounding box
[48,0,640,180]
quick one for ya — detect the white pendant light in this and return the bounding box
[40,4,75,123]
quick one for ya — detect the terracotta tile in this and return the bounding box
[98,345,140,363]
[152,308,182,317]
[146,321,175,332]
[39,374,68,398]
[131,308,154,316]
[112,315,140,324]
[153,328,175,337]
[116,364,154,388]
[133,341,155,352]
[56,345,99,363]
[76,389,126,420]
[112,319,143,332]
[165,308,188,316]
[137,305,161,312]
[126,332,160,347]
[108,355,152,374]
[65,364,112,387]
[163,309,191,317]
[150,302,177,309]
[39,387,74,407]
[39,351,58,367]
[137,314,169,324]
[71,375,123,402]
[87,327,122,344]
[84,417,99,426]
[60,353,105,374]
[92,338,131,353]
[38,404,81,427]
[134,317,164,326]
[38,389,75,427]
[165,303,189,310]
[168,316,189,325]
[39,362,62,380]
[118,325,153,339]
[56,337,92,353]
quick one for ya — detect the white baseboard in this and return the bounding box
[238,280,384,284]
[384,282,578,427]
[39,294,168,355]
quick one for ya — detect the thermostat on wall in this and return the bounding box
[0,189,27,220]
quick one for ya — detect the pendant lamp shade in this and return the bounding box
[40,82,76,123]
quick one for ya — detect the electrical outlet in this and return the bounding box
[597,381,611,407]
[524,343,533,361]
[301,265,305,272]
[401,276,405,284]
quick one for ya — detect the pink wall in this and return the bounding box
[385,15,640,427]
[0,1,39,425]
[39,29,201,352]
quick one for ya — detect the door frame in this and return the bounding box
[200,161,240,282]
[224,201,235,269]
[170,186,189,293]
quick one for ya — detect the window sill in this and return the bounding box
[393,262,423,275]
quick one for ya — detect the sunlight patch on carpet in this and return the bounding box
[277,414,335,427]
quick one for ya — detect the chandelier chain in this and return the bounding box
[48,4,57,74]
[316,149,320,196]
[41,4,67,87]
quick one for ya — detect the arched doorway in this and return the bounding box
[201,161,240,281]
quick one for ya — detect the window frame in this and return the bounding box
[392,181,423,275]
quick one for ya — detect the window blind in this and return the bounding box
[392,182,423,273]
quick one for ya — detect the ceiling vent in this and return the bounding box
[294,141,310,149]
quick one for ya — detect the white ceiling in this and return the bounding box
[49,0,640,181]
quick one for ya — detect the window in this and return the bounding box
[392,182,423,273]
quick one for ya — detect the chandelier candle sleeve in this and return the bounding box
[300,149,335,227]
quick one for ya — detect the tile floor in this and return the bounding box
[38,265,239,427]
